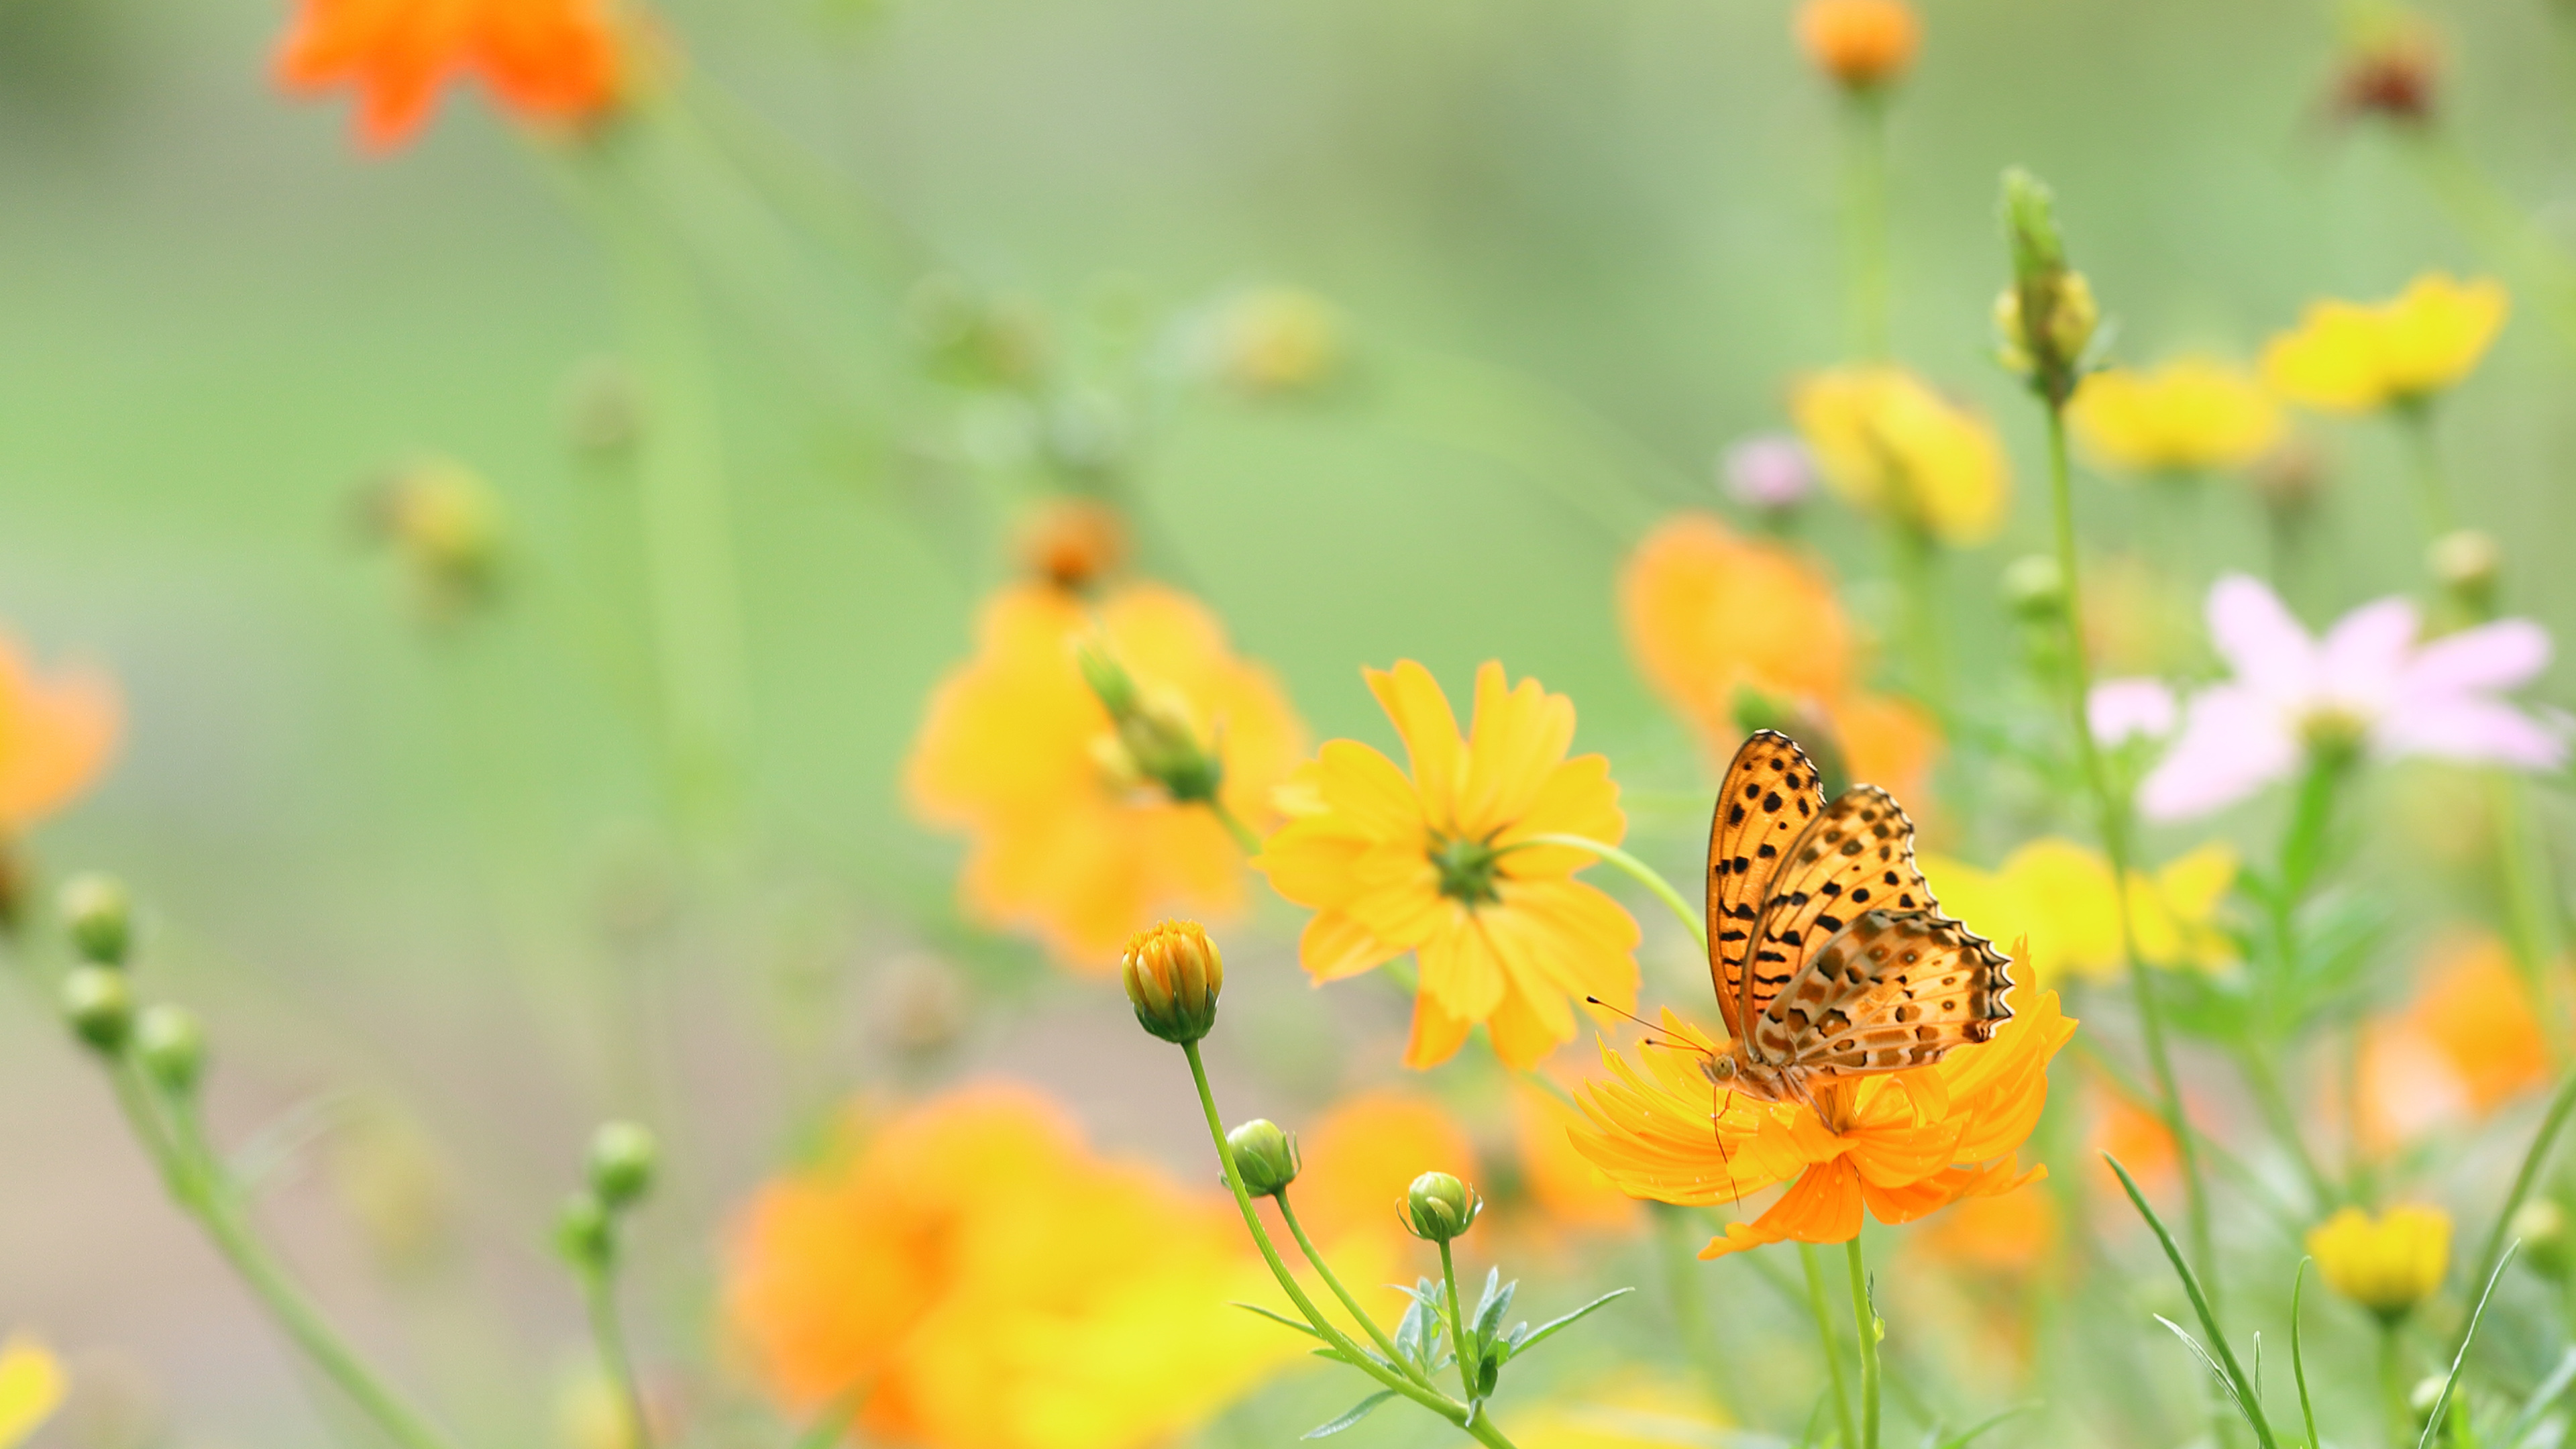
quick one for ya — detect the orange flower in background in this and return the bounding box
[725,1085,1301,1449]
[2088,1077,2179,1201]
[1572,991,2075,1258]
[1796,0,1921,91]
[1290,1089,1479,1243]
[277,0,625,150]
[1915,1182,2054,1277]
[1510,1080,1640,1234]
[2360,932,2551,1151]
[0,637,118,833]
[1256,661,1640,1070]
[1619,513,1937,802]
[908,582,1305,968]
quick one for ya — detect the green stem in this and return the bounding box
[2456,1071,2576,1362]
[1515,834,1705,950]
[2381,1320,2415,1449]
[1277,1191,1428,1388]
[1207,796,1263,856]
[578,1260,653,1449]
[1438,1240,1478,1405]
[1842,88,1892,360]
[2392,400,2457,545]
[1845,1239,1880,1449]
[1799,1243,1860,1449]
[2236,1044,2336,1210]
[2041,404,2218,1308]
[1179,1042,1517,1449]
[1652,1205,1730,1407]
[1888,519,1949,719]
[2491,777,2565,1051]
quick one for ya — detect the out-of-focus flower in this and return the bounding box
[1213,288,1340,396]
[1513,1375,1721,1449]
[0,637,118,837]
[2089,678,2179,747]
[2361,933,2551,1151]
[2309,1205,2450,1320]
[1792,367,2010,544]
[276,0,625,150]
[2080,554,2198,677]
[1721,435,1815,513]
[2068,358,2283,475]
[1619,513,1939,802]
[1256,661,1638,1069]
[1794,0,1920,91]
[2333,13,2440,123]
[1510,1081,1640,1234]
[725,1085,1301,1449]
[1016,498,1127,594]
[555,1365,670,1449]
[908,582,1305,967]
[1573,991,2077,1258]
[331,1107,459,1277]
[0,1336,65,1449]
[2088,1078,2179,1200]
[2139,574,2564,821]
[1920,840,2235,985]
[2263,275,2506,414]
[1289,1089,1474,1239]
[364,458,506,615]
[1915,1181,2055,1277]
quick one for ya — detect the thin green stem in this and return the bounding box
[1277,1192,1428,1388]
[2456,1071,2576,1362]
[1652,1205,1730,1407]
[2491,777,2565,1054]
[1438,1240,1477,1405]
[1179,1042,1517,1449]
[2041,404,2218,1307]
[1515,834,1705,950]
[1206,797,1263,856]
[1888,520,1949,719]
[2392,400,2457,545]
[578,1260,653,1449]
[2380,1320,2415,1449]
[1845,1239,1881,1449]
[1799,1243,1860,1449]
[1842,88,1892,360]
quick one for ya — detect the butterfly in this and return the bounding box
[1692,729,2012,1115]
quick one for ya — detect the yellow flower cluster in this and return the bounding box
[1919,839,2237,985]
[1790,366,2010,545]
[2263,273,2508,413]
[2068,358,2281,474]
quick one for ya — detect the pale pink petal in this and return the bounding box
[2375,698,2570,771]
[2089,678,2178,745]
[2319,597,2420,712]
[2402,619,2553,700]
[2139,684,2300,821]
[2207,574,2319,704]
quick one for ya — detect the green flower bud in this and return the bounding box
[135,1004,206,1094]
[61,965,133,1053]
[1121,920,1223,1044]
[2431,529,2500,619]
[586,1121,659,1210]
[60,873,132,967]
[1401,1171,1483,1243]
[1226,1119,1301,1197]
[555,1191,615,1269]
[2000,553,2069,622]
[2514,1198,2574,1282]
[1996,168,2099,403]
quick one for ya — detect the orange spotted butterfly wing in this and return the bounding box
[1705,731,1825,1040]
[1755,910,2012,1072]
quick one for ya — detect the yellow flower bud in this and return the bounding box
[1401,1171,1483,1243]
[2308,1204,2450,1320]
[1121,920,1224,1044]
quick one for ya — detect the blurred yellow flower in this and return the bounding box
[2068,358,2283,474]
[0,1336,65,1449]
[2360,932,2550,1151]
[1791,366,2010,545]
[0,636,119,836]
[2263,274,2508,413]
[724,1085,1302,1449]
[1257,661,1639,1069]
[1919,839,2236,984]
[908,582,1305,967]
[1618,513,1939,804]
[2308,1205,2450,1320]
[1216,288,1340,395]
[1513,1374,1723,1449]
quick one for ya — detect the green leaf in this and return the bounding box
[2416,1243,2520,1449]
[1309,1346,1358,1366]
[1474,1278,1517,1347]
[1303,1392,1397,1439]
[2290,1262,2318,1449]
[2108,1156,2277,1449]
[2499,1344,2576,1449]
[2155,1316,2251,1425]
[1395,1296,1428,1366]
[1507,1287,1636,1360]
[1231,1302,1322,1338]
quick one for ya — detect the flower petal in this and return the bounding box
[2402,618,2553,699]
[2206,574,2318,702]
[2374,698,2570,771]
[2320,597,2420,711]
[2138,684,2299,821]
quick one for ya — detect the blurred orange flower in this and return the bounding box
[1795,0,1921,91]
[1289,1089,1479,1244]
[2088,1077,2179,1201]
[277,0,625,150]
[908,582,1304,968]
[1572,991,2075,1258]
[1915,1182,2054,1277]
[724,1085,1301,1449]
[0,638,118,834]
[1256,661,1639,1070]
[1619,513,1937,802]
[2360,932,2551,1151]
[1511,1080,1640,1234]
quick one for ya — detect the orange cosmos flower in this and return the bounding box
[908,582,1304,968]
[1619,513,1937,802]
[724,1085,1300,1449]
[0,637,118,835]
[1571,990,2075,1258]
[276,0,625,151]
[1256,661,1639,1071]
[1795,0,1921,91]
[2359,932,2550,1151]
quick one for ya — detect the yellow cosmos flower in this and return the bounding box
[724,1085,1303,1449]
[2308,1204,2450,1320]
[1790,366,2010,545]
[2263,274,2508,413]
[0,1336,65,1449]
[1256,661,1640,1070]
[907,582,1305,967]
[2068,357,2284,474]
[1919,839,2236,985]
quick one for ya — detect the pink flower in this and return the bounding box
[1723,435,1814,511]
[2139,574,2565,821]
[2089,678,2178,746]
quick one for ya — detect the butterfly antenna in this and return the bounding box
[1583,996,1712,1054]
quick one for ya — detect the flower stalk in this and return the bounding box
[1842,88,1893,360]
[1799,1243,1860,1449]
[1845,1239,1882,1449]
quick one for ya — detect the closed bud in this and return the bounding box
[1121,920,1224,1044]
[1996,168,2098,402]
[586,1121,659,1210]
[2431,529,2500,617]
[135,1004,206,1093]
[61,965,133,1053]
[2307,1203,2449,1322]
[2514,1198,2575,1282]
[61,873,132,966]
[2000,553,2068,622]
[1401,1171,1483,1243]
[555,1191,615,1269]
[1076,639,1140,717]
[1226,1119,1301,1196]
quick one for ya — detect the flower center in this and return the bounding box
[2296,704,2370,765]
[1429,833,1503,907]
